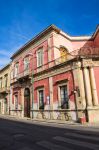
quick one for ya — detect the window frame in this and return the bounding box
[37,48,43,67]
[0,77,2,88]
[37,88,44,110]
[4,74,8,88]
[14,94,18,110]
[24,57,30,76]
[14,62,19,77]
[58,82,69,109]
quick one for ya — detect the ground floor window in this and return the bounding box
[60,85,69,109]
[14,95,18,110]
[38,89,44,109]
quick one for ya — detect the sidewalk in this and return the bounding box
[0,114,99,128]
[0,114,77,124]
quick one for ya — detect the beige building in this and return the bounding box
[0,64,10,114]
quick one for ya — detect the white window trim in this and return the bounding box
[14,63,19,77]
[36,48,43,67]
[37,87,44,109]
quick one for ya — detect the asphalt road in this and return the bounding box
[0,117,99,150]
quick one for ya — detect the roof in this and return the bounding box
[92,24,99,39]
[0,63,10,73]
[11,24,99,59]
[11,24,60,59]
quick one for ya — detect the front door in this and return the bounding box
[4,98,7,114]
[0,102,1,113]
[24,88,30,118]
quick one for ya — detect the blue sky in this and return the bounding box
[0,0,99,68]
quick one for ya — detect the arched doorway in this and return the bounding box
[24,88,30,118]
[4,98,8,114]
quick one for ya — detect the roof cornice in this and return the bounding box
[91,25,99,39]
[0,63,10,73]
[11,24,60,59]
[11,24,99,59]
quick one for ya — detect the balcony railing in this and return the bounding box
[11,47,99,82]
[16,67,32,80]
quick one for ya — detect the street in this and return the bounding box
[0,117,99,150]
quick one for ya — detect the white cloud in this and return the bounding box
[0,50,12,57]
[0,57,10,68]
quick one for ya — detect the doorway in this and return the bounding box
[24,88,30,118]
[4,98,8,114]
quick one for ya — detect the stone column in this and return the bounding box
[83,67,93,107]
[77,68,86,108]
[49,77,53,119]
[21,88,24,118]
[89,67,99,106]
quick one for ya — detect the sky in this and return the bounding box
[0,0,99,68]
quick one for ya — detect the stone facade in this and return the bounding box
[0,24,99,123]
[0,64,10,115]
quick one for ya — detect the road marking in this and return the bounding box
[36,140,72,150]
[19,147,33,150]
[53,136,99,150]
[65,132,99,141]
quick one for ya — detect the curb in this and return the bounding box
[1,114,99,128]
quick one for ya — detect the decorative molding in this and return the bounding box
[93,61,99,67]
[34,64,72,81]
[82,59,94,67]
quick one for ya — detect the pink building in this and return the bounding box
[10,24,99,123]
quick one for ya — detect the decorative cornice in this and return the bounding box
[82,59,94,67]
[34,63,72,81]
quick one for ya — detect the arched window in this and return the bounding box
[60,46,68,63]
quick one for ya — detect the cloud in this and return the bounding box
[0,44,24,69]
[0,49,12,57]
[0,57,10,68]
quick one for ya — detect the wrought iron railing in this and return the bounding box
[16,67,32,80]
[11,47,99,82]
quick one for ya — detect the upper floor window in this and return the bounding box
[24,57,29,71]
[15,63,19,77]
[11,69,14,80]
[4,74,8,88]
[0,78,2,88]
[60,46,68,63]
[37,48,43,67]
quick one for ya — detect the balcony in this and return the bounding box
[16,68,32,81]
[11,54,74,83]
[34,54,74,73]
[11,47,99,83]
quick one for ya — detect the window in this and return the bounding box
[15,63,19,77]
[4,74,8,88]
[0,78,2,88]
[24,57,29,71]
[37,48,43,67]
[60,85,69,109]
[60,47,68,63]
[38,89,44,109]
[15,95,18,110]
[11,69,14,80]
